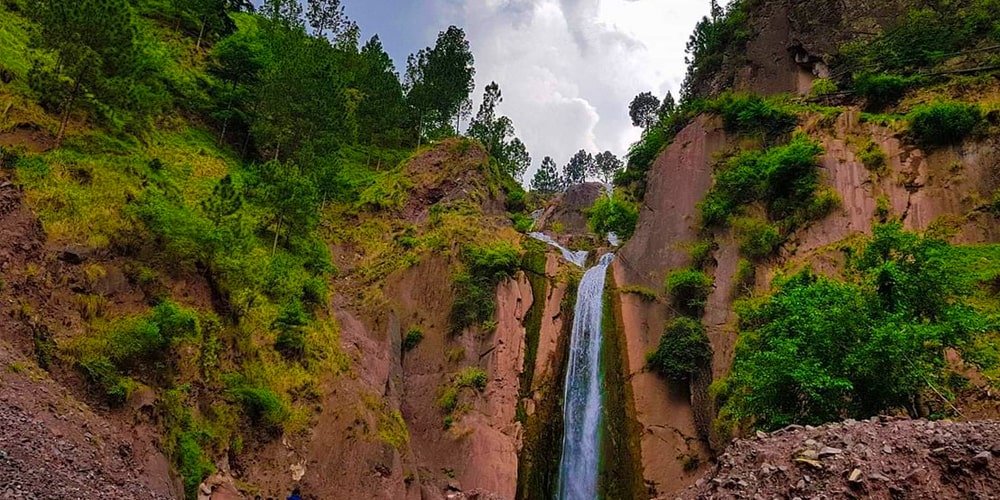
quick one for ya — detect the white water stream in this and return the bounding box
[528,232,589,268]
[556,252,615,499]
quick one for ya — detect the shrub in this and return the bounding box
[176,432,214,499]
[700,135,824,227]
[647,317,713,381]
[689,240,714,270]
[402,327,424,352]
[907,101,982,147]
[464,242,521,284]
[455,366,488,390]
[856,140,887,172]
[853,73,920,110]
[809,78,838,98]
[666,268,713,317]
[226,381,290,431]
[437,385,459,413]
[450,241,522,333]
[706,93,797,138]
[587,192,639,241]
[733,217,782,260]
[721,224,988,430]
[734,259,755,296]
[510,212,534,233]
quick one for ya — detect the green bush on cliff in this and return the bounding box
[907,101,982,147]
[666,268,713,317]
[853,73,921,111]
[647,317,713,381]
[587,191,639,241]
[450,241,521,333]
[699,134,824,227]
[705,93,798,139]
[733,217,783,260]
[719,224,995,430]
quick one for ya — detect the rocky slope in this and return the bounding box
[679,418,1000,499]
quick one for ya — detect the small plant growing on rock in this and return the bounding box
[455,366,488,390]
[856,140,887,173]
[809,78,838,98]
[402,327,424,352]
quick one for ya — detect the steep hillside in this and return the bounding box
[610,0,1000,496]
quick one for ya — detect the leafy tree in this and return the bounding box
[467,82,531,180]
[721,224,989,430]
[629,91,661,129]
[405,26,476,142]
[28,0,148,144]
[305,0,355,41]
[261,0,303,28]
[587,191,639,240]
[530,156,562,194]
[356,36,409,147]
[590,151,624,185]
[659,91,677,120]
[563,150,593,186]
[172,0,250,50]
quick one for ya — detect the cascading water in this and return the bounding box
[557,252,615,500]
[528,232,589,268]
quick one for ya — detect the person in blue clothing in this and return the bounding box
[287,487,302,500]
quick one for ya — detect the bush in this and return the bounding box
[856,140,887,172]
[689,240,715,270]
[666,268,713,317]
[699,135,824,227]
[853,73,920,110]
[587,192,639,241]
[809,78,838,98]
[402,327,424,352]
[733,217,782,260]
[450,241,522,333]
[455,366,488,390]
[907,101,982,147]
[226,381,290,431]
[721,224,989,430]
[510,212,534,233]
[176,432,215,499]
[706,93,797,138]
[647,317,713,381]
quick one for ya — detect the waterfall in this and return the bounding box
[557,252,614,500]
[528,232,589,268]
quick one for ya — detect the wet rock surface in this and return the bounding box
[679,418,1000,499]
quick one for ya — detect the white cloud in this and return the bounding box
[427,0,712,182]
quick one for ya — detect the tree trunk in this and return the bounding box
[272,215,282,256]
[56,78,83,147]
[196,19,207,51]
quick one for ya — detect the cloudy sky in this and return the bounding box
[343,0,713,181]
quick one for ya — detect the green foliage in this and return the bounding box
[587,192,638,241]
[467,82,531,181]
[72,300,199,404]
[437,385,458,413]
[647,317,712,381]
[689,240,714,270]
[856,139,887,172]
[907,101,982,147]
[666,268,713,317]
[455,366,488,390]
[530,156,562,194]
[450,241,521,332]
[720,224,994,430]
[225,376,291,431]
[853,73,921,111]
[733,217,782,260]
[699,134,824,227]
[681,0,752,99]
[838,2,1000,75]
[734,258,755,296]
[809,78,838,98]
[510,212,534,233]
[705,93,797,138]
[405,25,476,139]
[402,326,423,352]
[620,285,658,302]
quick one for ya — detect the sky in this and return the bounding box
[343,0,715,181]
